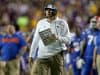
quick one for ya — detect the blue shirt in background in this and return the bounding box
[70,35,82,61]
[82,29,99,59]
[0,34,27,61]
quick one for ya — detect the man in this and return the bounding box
[80,16,99,75]
[93,16,100,75]
[0,25,27,75]
[29,4,71,75]
[69,25,82,75]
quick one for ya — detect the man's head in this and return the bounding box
[45,4,57,18]
[89,16,100,30]
[6,25,16,34]
[96,16,100,30]
[89,16,97,28]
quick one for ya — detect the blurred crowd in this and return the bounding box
[0,0,100,32]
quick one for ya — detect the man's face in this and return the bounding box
[96,18,100,29]
[90,18,96,28]
[45,8,53,17]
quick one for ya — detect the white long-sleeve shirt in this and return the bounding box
[29,17,71,58]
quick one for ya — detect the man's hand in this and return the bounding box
[51,34,58,40]
[92,61,96,69]
[28,57,34,67]
[76,58,85,69]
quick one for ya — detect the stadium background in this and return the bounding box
[0,0,100,32]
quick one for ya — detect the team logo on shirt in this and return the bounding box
[2,38,19,43]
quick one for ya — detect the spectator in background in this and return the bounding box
[70,25,82,75]
[93,16,100,75]
[0,25,27,75]
[80,16,99,75]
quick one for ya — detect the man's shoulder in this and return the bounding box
[36,18,47,29]
[56,17,68,26]
[38,18,47,23]
[56,17,67,21]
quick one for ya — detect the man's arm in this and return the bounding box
[79,38,86,58]
[58,20,71,44]
[28,24,40,65]
[93,46,97,69]
[93,37,97,69]
[16,46,27,58]
[29,23,40,58]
